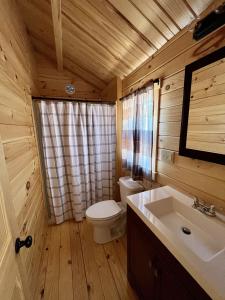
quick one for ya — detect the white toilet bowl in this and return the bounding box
[86,200,126,244]
[85,177,144,244]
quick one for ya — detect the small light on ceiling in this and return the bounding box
[65,83,75,95]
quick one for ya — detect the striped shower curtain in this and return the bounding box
[122,86,153,180]
[38,100,116,224]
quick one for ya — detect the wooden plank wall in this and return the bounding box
[101,78,122,201]
[187,59,225,154]
[0,0,47,297]
[101,77,118,101]
[36,53,102,99]
[122,1,225,212]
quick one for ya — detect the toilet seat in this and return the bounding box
[86,200,121,221]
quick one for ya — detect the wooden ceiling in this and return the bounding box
[18,0,213,91]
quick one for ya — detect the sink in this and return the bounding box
[127,186,225,299]
[145,196,225,261]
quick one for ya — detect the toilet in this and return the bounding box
[85,177,144,244]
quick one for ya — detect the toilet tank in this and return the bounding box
[119,177,144,204]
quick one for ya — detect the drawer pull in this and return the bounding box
[154,268,159,278]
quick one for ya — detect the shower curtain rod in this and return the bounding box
[119,78,160,101]
[32,96,115,105]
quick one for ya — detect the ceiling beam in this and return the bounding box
[30,34,107,90]
[51,0,63,71]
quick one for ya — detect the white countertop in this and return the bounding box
[127,186,225,300]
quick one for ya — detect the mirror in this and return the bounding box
[179,46,225,165]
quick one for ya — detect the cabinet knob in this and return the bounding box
[148,260,152,269]
[154,268,159,278]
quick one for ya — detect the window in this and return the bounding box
[122,86,154,180]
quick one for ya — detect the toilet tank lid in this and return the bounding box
[119,177,144,192]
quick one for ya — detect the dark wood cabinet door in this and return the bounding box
[157,266,193,300]
[156,257,211,300]
[127,208,159,300]
[127,206,211,300]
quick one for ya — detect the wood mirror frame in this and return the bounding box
[179,46,225,165]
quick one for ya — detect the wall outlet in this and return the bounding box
[161,149,175,163]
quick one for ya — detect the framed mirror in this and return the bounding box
[179,46,225,165]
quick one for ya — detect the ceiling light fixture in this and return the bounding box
[65,83,75,95]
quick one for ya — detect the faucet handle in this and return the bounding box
[192,196,199,207]
[209,205,216,215]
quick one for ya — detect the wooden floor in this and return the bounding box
[35,220,138,300]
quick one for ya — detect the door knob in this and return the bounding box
[15,236,33,254]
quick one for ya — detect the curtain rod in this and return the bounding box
[32,96,115,105]
[119,78,160,101]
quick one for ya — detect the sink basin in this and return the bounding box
[145,196,225,261]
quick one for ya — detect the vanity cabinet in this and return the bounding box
[127,206,211,300]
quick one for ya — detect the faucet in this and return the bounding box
[192,196,216,217]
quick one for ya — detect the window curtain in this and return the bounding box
[38,100,116,224]
[122,86,154,180]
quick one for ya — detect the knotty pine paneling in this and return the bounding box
[36,53,101,99]
[18,0,213,87]
[101,77,122,201]
[0,1,47,298]
[158,71,225,212]
[186,58,225,154]
[101,77,118,101]
[123,0,224,95]
[122,1,225,212]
